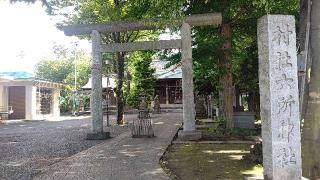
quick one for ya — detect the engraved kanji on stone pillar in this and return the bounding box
[258,15,301,179]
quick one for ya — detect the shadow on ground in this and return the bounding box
[161,144,263,180]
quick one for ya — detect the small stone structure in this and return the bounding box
[195,95,207,118]
[132,96,154,138]
[258,15,302,179]
[233,112,255,129]
[137,96,149,118]
[153,95,161,114]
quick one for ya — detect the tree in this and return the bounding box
[35,51,91,113]
[301,0,320,178]
[180,0,298,129]
[46,0,184,124]
[35,59,73,83]
[127,51,156,108]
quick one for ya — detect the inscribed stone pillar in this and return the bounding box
[87,30,109,140]
[258,15,302,179]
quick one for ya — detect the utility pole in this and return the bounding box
[73,42,78,116]
[106,75,110,126]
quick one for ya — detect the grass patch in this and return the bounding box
[161,144,263,179]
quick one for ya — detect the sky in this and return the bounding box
[0,1,90,73]
[0,1,180,74]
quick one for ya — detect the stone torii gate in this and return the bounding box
[60,13,222,140]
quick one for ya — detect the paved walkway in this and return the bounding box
[35,113,182,180]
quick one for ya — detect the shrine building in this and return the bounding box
[152,60,182,105]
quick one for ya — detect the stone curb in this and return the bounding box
[172,140,257,144]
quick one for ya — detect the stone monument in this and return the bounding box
[258,15,301,179]
[195,95,207,118]
[153,95,161,114]
[132,95,154,138]
[138,95,149,119]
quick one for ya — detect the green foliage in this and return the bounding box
[207,117,259,137]
[44,0,299,118]
[208,122,258,138]
[35,59,73,83]
[160,0,299,99]
[207,117,227,135]
[35,51,91,113]
[64,52,91,90]
[126,51,156,108]
[48,0,182,120]
[228,128,258,137]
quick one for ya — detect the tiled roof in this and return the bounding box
[0,72,34,80]
[151,60,182,79]
[82,77,116,89]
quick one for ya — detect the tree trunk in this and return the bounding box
[125,70,131,105]
[253,91,260,114]
[235,85,241,111]
[219,23,234,129]
[299,0,309,52]
[302,0,320,178]
[248,92,254,112]
[298,0,312,119]
[116,51,125,125]
[113,0,125,125]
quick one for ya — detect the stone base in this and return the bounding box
[244,176,309,180]
[178,130,202,141]
[132,134,155,138]
[244,176,264,180]
[86,132,110,140]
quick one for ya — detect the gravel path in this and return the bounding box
[0,114,136,180]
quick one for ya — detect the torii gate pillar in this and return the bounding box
[87,30,110,140]
[178,23,201,140]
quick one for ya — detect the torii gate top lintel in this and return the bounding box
[59,13,222,36]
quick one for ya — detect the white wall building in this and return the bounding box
[0,72,61,120]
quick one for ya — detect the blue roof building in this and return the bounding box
[0,71,34,80]
[0,71,62,120]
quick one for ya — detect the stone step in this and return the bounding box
[199,118,216,123]
[161,109,183,113]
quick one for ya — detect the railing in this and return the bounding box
[0,106,14,120]
[131,109,154,138]
[0,106,13,114]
